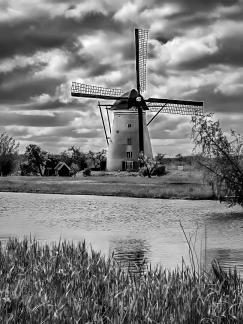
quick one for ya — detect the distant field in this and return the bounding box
[0,169,214,199]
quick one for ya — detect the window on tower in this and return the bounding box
[127,152,132,159]
[128,123,132,128]
[127,137,132,145]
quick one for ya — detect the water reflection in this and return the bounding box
[0,192,243,275]
[110,238,150,273]
[207,248,243,274]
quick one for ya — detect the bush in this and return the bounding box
[20,162,37,176]
[139,165,166,177]
[0,133,19,176]
[138,166,149,177]
[0,154,18,176]
[152,164,166,176]
[83,168,91,176]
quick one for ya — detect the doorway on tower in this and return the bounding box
[122,161,138,171]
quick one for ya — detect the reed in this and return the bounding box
[0,238,242,323]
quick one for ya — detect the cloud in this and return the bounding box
[113,2,139,23]
[0,74,61,103]
[0,111,80,127]
[0,0,242,156]
[148,114,191,139]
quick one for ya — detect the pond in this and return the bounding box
[1,192,243,274]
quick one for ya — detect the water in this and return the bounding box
[0,192,243,274]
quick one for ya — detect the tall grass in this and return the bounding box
[0,175,214,199]
[0,238,242,323]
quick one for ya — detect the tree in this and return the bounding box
[192,113,243,207]
[70,163,79,177]
[44,154,60,176]
[85,150,106,170]
[0,133,19,176]
[68,146,87,170]
[138,153,156,178]
[24,144,47,176]
[175,153,183,162]
[155,153,165,164]
[94,149,107,171]
[20,162,35,176]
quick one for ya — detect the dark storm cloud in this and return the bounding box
[175,33,243,70]
[0,76,61,103]
[196,85,243,113]
[150,0,243,51]
[0,19,69,59]
[0,63,49,102]
[152,0,239,13]
[0,11,121,59]
[0,62,47,84]
[65,50,115,77]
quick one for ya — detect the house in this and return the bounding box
[54,162,71,177]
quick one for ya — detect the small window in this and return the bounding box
[128,123,131,128]
[127,152,132,159]
[116,130,119,133]
[127,137,132,145]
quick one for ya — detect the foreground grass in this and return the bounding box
[0,171,214,199]
[1,239,242,323]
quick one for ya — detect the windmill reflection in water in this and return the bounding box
[109,238,150,274]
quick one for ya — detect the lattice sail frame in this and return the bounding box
[137,29,148,93]
[147,102,203,116]
[71,82,124,98]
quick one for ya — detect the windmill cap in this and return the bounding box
[110,89,148,110]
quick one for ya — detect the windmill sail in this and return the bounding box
[135,29,149,153]
[147,98,203,115]
[71,82,126,100]
[147,97,203,106]
[135,29,148,94]
[147,103,203,115]
[146,100,203,126]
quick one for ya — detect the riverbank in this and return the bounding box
[1,238,242,323]
[0,170,214,199]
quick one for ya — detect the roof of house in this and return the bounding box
[54,161,71,171]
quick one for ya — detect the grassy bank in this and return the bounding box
[1,238,242,323]
[0,170,214,199]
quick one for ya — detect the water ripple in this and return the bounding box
[0,192,243,274]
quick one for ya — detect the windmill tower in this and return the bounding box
[71,29,203,171]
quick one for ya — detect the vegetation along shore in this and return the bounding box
[0,169,214,200]
[1,238,242,323]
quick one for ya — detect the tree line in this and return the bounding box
[0,134,192,178]
[0,137,106,177]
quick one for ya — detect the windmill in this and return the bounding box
[71,29,203,171]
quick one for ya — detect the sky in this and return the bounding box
[1,0,243,157]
